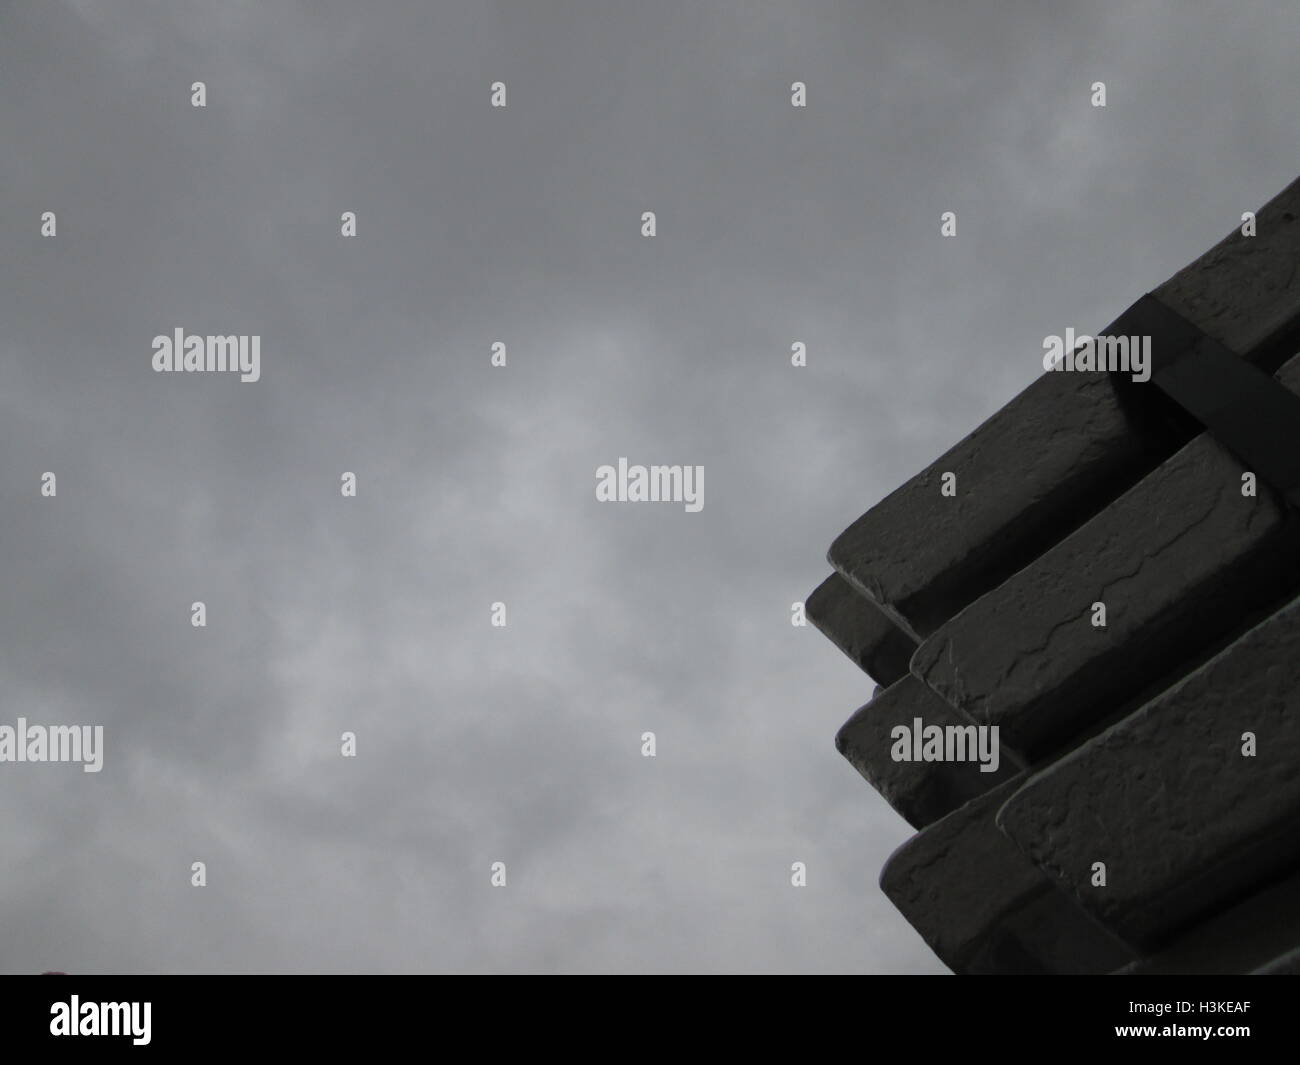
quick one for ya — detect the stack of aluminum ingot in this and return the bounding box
[809,176,1300,974]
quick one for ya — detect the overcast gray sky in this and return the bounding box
[1,0,1296,974]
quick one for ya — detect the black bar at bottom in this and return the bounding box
[0,973,1289,1053]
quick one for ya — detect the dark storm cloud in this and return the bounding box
[1,0,1296,972]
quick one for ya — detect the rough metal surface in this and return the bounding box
[816,175,1300,975]
[910,352,1300,758]
[1115,869,1300,975]
[835,675,1020,828]
[828,368,1186,640]
[805,572,916,687]
[879,778,1133,974]
[996,591,1300,951]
